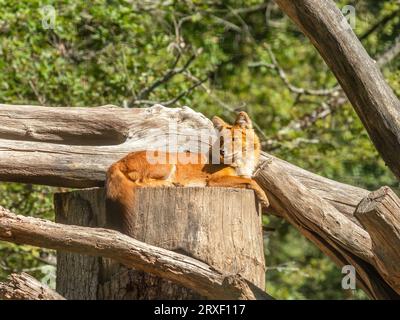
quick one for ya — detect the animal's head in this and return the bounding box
[212,111,261,177]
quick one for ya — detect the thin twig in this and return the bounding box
[227,2,270,16]
[376,35,400,67]
[28,80,47,105]
[262,36,400,151]
[183,71,270,142]
[360,9,400,41]
[128,52,198,107]
[132,76,208,107]
[162,77,208,106]
[249,45,341,97]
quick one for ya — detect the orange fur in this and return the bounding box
[106,112,269,233]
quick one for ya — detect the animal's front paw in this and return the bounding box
[257,193,270,208]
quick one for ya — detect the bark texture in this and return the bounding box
[0,272,65,300]
[0,104,212,187]
[355,187,400,294]
[55,188,265,299]
[54,187,265,299]
[256,159,400,299]
[0,205,270,300]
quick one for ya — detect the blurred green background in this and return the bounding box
[0,0,399,299]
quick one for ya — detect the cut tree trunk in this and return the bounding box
[54,187,265,300]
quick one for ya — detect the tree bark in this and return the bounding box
[0,272,65,300]
[274,0,400,180]
[54,187,265,299]
[355,187,400,294]
[256,159,399,299]
[0,104,213,187]
[259,152,368,223]
[0,204,270,300]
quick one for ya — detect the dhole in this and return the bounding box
[106,111,269,232]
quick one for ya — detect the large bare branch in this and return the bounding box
[255,157,400,299]
[259,152,368,222]
[0,272,65,300]
[274,0,400,180]
[0,206,270,300]
[0,104,369,255]
[0,104,213,187]
[0,104,368,217]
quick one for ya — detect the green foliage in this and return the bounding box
[0,0,398,299]
[0,183,57,287]
[264,216,368,299]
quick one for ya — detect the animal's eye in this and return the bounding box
[220,150,225,155]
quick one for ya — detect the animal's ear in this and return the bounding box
[235,111,252,128]
[212,116,228,131]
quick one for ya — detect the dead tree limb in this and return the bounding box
[0,104,213,187]
[0,206,270,300]
[0,272,65,300]
[0,104,368,218]
[274,0,400,180]
[355,187,400,294]
[255,158,399,299]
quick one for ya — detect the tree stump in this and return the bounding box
[54,187,265,299]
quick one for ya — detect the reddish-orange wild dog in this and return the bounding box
[106,111,269,231]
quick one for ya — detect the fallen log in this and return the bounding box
[0,206,271,300]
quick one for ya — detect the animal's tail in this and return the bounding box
[105,162,136,235]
